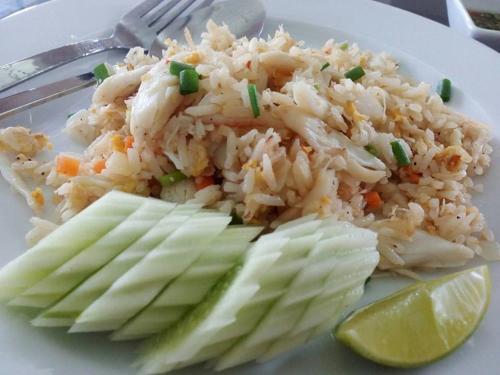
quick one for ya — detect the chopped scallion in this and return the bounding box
[247,83,260,118]
[391,141,411,167]
[158,170,187,187]
[169,61,194,76]
[340,42,349,51]
[179,69,199,95]
[344,65,365,81]
[364,144,379,157]
[320,62,330,71]
[93,63,112,85]
[313,84,320,91]
[437,78,452,102]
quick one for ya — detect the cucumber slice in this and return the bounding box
[137,219,379,373]
[267,216,320,239]
[127,226,310,344]
[0,191,145,302]
[33,204,201,327]
[135,217,322,373]
[259,235,378,363]
[274,214,318,232]
[286,256,377,338]
[11,199,176,308]
[135,237,288,374]
[261,285,365,362]
[192,233,324,370]
[70,212,232,333]
[215,227,377,370]
[111,226,263,341]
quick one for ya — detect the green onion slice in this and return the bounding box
[93,63,112,85]
[438,78,452,103]
[339,42,349,51]
[364,144,380,157]
[390,140,411,167]
[344,66,365,81]
[169,61,195,76]
[247,83,260,118]
[320,62,330,71]
[158,170,187,187]
[179,69,199,95]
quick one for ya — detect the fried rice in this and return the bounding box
[1,21,498,271]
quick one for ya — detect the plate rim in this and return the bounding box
[0,1,499,375]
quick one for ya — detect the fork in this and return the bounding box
[0,0,203,93]
[0,0,266,121]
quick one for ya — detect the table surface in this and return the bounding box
[1,0,449,24]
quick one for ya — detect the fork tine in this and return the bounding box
[151,0,198,34]
[124,0,165,19]
[145,0,183,26]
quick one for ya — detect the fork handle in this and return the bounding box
[0,37,121,93]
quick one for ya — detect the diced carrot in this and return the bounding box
[124,135,134,149]
[195,175,215,191]
[364,191,383,210]
[93,159,106,174]
[407,172,421,184]
[56,156,80,176]
[402,166,421,184]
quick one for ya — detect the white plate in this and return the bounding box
[1,0,499,374]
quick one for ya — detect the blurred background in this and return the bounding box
[0,0,449,24]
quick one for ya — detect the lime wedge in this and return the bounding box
[335,265,491,368]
